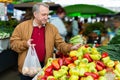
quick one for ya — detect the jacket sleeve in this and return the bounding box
[54,27,72,54]
[10,24,28,53]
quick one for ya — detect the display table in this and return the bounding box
[0,49,18,72]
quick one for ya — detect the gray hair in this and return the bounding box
[32,2,49,13]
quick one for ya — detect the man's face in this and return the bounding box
[34,5,49,25]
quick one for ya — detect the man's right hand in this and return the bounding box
[27,39,36,47]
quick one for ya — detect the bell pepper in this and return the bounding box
[96,64,103,71]
[69,50,78,57]
[106,60,115,68]
[64,57,72,65]
[85,76,94,80]
[98,69,106,76]
[69,75,79,80]
[101,52,108,58]
[47,76,55,80]
[45,65,53,73]
[58,58,63,66]
[90,54,101,61]
[52,59,60,70]
[71,56,78,61]
[90,73,99,79]
[53,70,63,79]
[96,61,106,68]
[102,56,110,64]
[69,67,80,76]
[68,63,76,69]
[61,66,69,71]
[84,72,99,79]
[83,53,93,62]
[98,76,107,80]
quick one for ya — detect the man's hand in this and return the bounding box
[27,39,36,47]
[71,44,81,50]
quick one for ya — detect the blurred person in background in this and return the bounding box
[10,3,81,80]
[72,16,79,36]
[50,7,67,40]
[113,16,120,36]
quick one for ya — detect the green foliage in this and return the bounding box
[83,22,105,36]
[0,20,18,35]
[109,35,120,44]
[98,44,120,61]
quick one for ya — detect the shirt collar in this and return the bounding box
[33,20,46,27]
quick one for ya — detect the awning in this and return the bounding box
[64,4,116,17]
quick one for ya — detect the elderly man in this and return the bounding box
[10,3,81,80]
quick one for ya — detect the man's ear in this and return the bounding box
[33,12,37,18]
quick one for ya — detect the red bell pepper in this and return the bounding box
[96,61,106,68]
[84,72,99,79]
[52,59,60,70]
[58,58,63,66]
[64,57,73,65]
[101,52,108,58]
[90,73,99,79]
[83,53,93,62]
[45,65,53,73]
[96,64,103,71]
[71,56,78,61]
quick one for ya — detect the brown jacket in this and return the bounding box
[10,19,72,73]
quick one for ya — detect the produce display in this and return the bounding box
[0,32,10,39]
[34,45,120,80]
[69,35,86,45]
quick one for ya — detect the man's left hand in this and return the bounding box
[71,44,81,50]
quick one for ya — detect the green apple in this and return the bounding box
[69,75,79,80]
[98,69,106,76]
